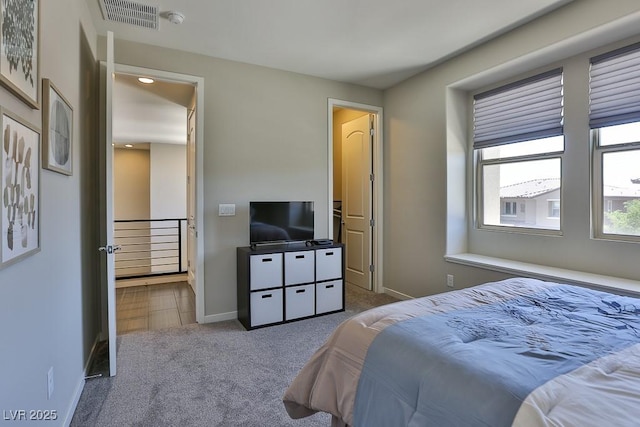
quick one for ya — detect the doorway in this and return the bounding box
[110,66,204,334]
[110,64,205,328]
[329,99,383,293]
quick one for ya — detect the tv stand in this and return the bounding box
[237,242,344,330]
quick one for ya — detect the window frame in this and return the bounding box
[591,129,640,243]
[475,150,564,235]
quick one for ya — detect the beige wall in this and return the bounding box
[0,0,100,422]
[98,39,383,318]
[383,0,640,298]
[114,148,150,219]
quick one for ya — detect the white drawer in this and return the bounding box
[284,250,315,286]
[316,280,343,314]
[250,253,283,290]
[250,289,283,327]
[315,247,342,281]
[285,284,315,320]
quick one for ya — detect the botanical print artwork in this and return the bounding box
[2,112,38,265]
[0,0,39,107]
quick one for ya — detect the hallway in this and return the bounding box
[116,282,196,335]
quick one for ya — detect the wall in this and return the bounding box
[98,40,383,318]
[0,0,99,424]
[114,148,150,219]
[150,143,186,220]
[383,0,640,298]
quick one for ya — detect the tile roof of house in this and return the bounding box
[604,185,640,197]
[500,178,640,198]
[500,178,560,198]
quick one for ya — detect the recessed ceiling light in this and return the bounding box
[138,77,154,84]
[124,144,134,148]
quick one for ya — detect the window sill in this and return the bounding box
[445,253,640,296]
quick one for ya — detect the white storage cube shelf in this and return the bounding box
[237,244,344,330]
[285,284,315,320]
[250,289,283,327]
[316,280,343,314]
[250,253,283,290]
[284,251,315,285]
[315,248,342,281]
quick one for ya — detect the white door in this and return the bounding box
[186,108,196,293]
[99,31,117,376]
[342,114,373,290]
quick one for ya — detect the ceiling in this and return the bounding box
[93,0,573,147]
[113,74,193,146]
[87,0,572,90]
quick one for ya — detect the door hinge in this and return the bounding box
[369,264,375,272]
[370,128,375,136]
[370,218,375,227]
[98,244,121,254]
[369,173,374,182]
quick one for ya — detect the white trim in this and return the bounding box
[113,64,206,324]
[445,253,640,295]
[383,287,413,301]
[62,373,86,427]
[328,98,384,293]
[202,311,238,324]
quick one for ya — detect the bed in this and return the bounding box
[283,278,640,427]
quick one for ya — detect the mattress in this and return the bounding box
[283,278,640,426]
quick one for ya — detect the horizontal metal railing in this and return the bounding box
[114,218,187,279]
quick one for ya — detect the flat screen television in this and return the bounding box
[250,201,314,245]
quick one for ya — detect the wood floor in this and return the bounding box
[116,281,196,335]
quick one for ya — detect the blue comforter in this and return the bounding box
[353,284,640,427]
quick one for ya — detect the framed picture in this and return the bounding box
[0,0,40,109]
[42,79,73,175]
[1,107,40,269]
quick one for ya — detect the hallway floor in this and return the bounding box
[116,281,196,335]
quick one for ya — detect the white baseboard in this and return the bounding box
[62,372,86,427]
[201,310,238,324]
[384,287,413,301]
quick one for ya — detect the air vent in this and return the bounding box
[99,0,159,30]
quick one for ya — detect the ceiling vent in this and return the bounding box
[99,0,159,30]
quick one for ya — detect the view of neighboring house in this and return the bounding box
[500,178,561,229]
[500,178,640,229]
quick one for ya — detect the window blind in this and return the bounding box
[473,69,563,149]
[590,42,640,129]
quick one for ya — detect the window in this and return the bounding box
[474,69,564,231]
[547,200,560,218]
[504,201,517,216]
[590,43,640,240]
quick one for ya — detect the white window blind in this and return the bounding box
[590,42,640,129]
[473,69,564,149]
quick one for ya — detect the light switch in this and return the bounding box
[219,204,236,216]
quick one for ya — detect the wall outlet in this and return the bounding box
[47,367,54,400]
[446,274,454,288]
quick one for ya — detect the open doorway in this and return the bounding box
[111,72,195,334]
[329,99,384,294]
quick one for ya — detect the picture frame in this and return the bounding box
[0,0,40,109]
[42,79,73,175]
[1,107,40,269]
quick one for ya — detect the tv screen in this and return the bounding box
[250,201,314,244]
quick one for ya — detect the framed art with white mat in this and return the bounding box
[1,107,40,269]
[0,0,40,109]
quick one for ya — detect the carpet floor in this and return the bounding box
[71,285,398,426]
